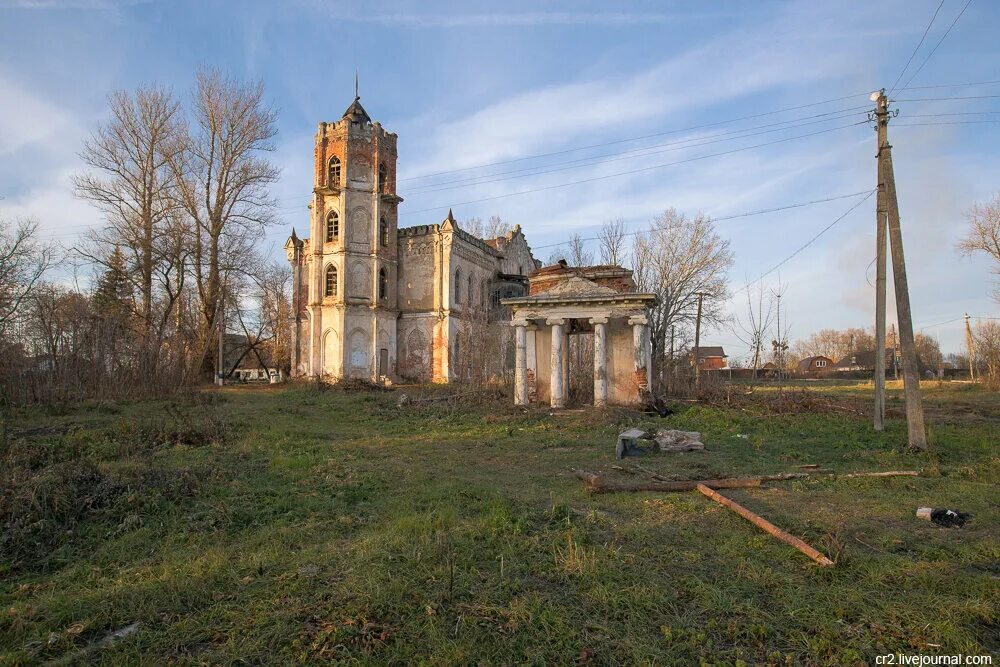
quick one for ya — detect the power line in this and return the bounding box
[894,95,1000,101]
[405,108,871,196]
[902,111,1000,117]
[398,92,875,183]
[532,189,873,250]
[899,78,1000,90]
[400,120,869,217]
[734,190,876,295]
[894,120,1000,126]
[888,0,945,95]
[900,0,975,91]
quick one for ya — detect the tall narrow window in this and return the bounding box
[378,268,388,301]
[380,217,389,247]
[325,265,337,297]
[328,156,341,187]
[378,162,388,193]
[468,275,473,306]
[454,268,461,304]
[326,211,339,242]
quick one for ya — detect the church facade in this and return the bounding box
[285,94,539,382]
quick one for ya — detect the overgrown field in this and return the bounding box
[1,382,997,664]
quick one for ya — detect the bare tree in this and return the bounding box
[464,215,511,240]
[633,209,734,374]
[73,86,183,341]
[172,68,280,350]
[972,320,1000,389]
[598,218,627,266]
[733,281,775,379]
[0,217,51,335]
[567,232,594,266]
[958,193,1000,302]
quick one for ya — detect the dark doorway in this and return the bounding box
[378,348,389,378]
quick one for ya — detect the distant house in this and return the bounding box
[692,346,728,371]
[831,348,932,375]
[797,355,834,374]
[832,349,897,372]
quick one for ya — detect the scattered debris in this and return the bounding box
[615,428,705,459]
[917,507,971,527]
[98,622,141,648]
[615,428,650,459]
[695,484,834,567]
[654,430,705,452]
[396,393,410,407]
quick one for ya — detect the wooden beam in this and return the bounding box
[696,484,834,567]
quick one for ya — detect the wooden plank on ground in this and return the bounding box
[695,483,834,567]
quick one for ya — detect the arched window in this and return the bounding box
[454,268,461,304]
[380,217,389,247]
[325,265,338,297]
[468,275,473,305]
[326,211,339,242]
[378,162,388,193]
[378,268,388,300]
[328,156,341,187]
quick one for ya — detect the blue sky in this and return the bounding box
[2,0,999,358]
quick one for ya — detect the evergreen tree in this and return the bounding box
[93,246,134,320]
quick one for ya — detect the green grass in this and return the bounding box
[1,382,998,664]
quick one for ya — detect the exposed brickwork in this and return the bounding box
[528,263,636,295]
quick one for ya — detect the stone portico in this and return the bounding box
[502,262,657,407]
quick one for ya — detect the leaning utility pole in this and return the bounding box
[964,313,977,382]
[872,89,927,450]
[694,293,705,391]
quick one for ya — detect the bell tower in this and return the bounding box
[293,85,403,379]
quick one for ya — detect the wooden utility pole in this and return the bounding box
[874,89,927,450]
[874,124,888,431]
[694,294,704,390]
[964,313,977,381]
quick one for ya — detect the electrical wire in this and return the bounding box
[531,190,874,251]
[899,0,975,91]
[400,120,869,217]
[888,0,945,95]
[404,108,871,196]
[733,190,876,294]
[899,79,1000,90]
[397,92,875,183]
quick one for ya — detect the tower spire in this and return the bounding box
[355,70,359,100]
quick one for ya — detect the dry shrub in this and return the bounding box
[699,388,865,416]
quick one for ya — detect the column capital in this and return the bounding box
[627,315,648,326]
[546,317,567,326]
[510,318,530,328]
[589,316,609,325]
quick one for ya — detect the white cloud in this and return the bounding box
[0,74,72,156]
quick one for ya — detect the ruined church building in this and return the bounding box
[286,92,539,383]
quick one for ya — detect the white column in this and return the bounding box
[526,324,537,401]
[548,318,566,408]
[629,315,650,400]
[513,319,528,406]
[592,317,608,407]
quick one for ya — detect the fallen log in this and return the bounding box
[840,470,919,478]
[574,470,763,493]
[696,484,834,567]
